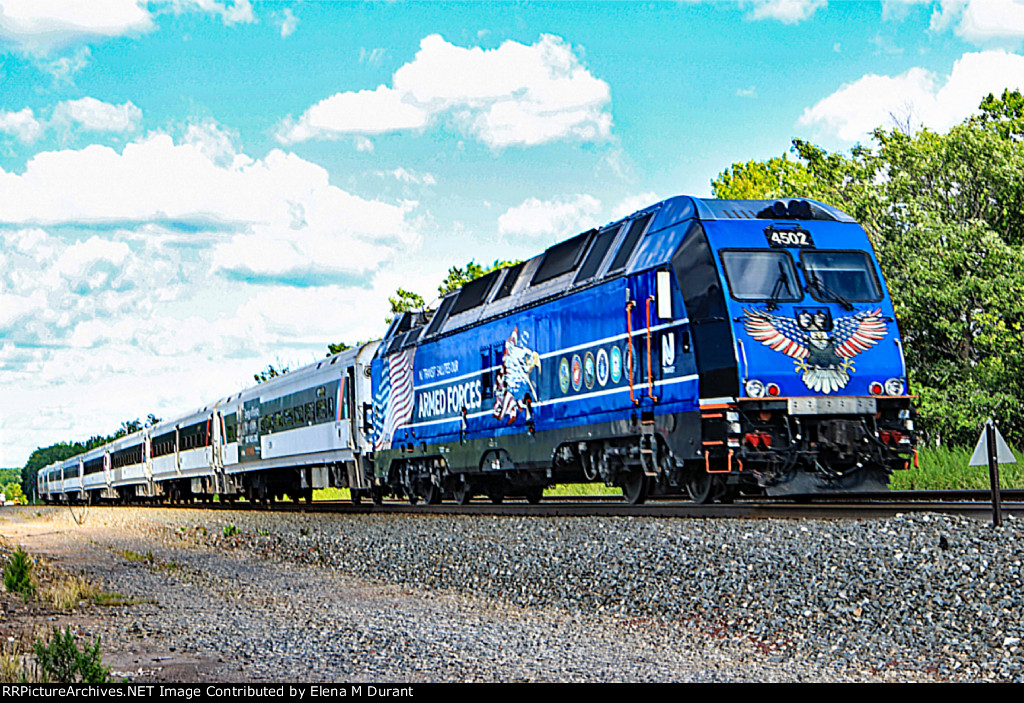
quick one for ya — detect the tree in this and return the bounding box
[385,288,426,324]
[438,259,522,296]
[326,341,351,356]
[4,482,24,503]
[254,364,289,384]
[711,91,1024,448]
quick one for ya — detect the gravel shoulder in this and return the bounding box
[0,505,1020,682]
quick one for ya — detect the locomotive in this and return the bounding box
[39,195,916,506]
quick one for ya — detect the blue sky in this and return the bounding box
[4,0,1024,467]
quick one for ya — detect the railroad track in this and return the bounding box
[132,489,1024,520]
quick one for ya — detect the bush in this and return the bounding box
[4,547,34,598]
[222,524,239,537]
[33,627,109,683]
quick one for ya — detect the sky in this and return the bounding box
[4,0,1024,467]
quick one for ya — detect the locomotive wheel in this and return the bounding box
[407,489,419,505]
[454,482,472,505]
[488,492,504,505]
[621,471,648,505]
[525,487,543,504]
[371,486,384,506]
[421,481,441,505]
[686,470,717,504]
[350,489,362,506]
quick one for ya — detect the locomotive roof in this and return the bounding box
[379,195,855,354]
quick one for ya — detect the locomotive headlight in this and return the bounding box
[745,379,766,398]
[884,378,905,396]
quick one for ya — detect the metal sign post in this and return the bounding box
[969,418,1017,527]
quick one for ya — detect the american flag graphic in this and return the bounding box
[374,348,416,450]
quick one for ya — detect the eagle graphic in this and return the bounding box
[742,308,888,394]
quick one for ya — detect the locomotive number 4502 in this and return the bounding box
[765,226,815,248]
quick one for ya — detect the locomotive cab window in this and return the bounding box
[801,250,883,303]
[720,249,802,302]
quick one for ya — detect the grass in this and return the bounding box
[545,483,621,497]
[312,487,350,501]
[38,575,99,610]
[119,549,154,564]
[316,483,623,500]
[889,445,1024,490]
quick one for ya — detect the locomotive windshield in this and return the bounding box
[720,250,801,302]
[801,250,882,302]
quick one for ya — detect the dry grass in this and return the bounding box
[38,575,100,610]
[0,631,43,683]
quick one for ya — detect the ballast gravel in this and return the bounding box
[2,505,1021,682]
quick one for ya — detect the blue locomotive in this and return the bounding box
[370,196,916,504]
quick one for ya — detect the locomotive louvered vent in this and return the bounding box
[449,267,502,316]
[530,229,594,285]
[492,262,525,300]
[574,225,621,284]
[423,294,457,337]
[607,213,653,274]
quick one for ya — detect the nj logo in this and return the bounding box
[661,332,675,370]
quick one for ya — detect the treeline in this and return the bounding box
[19,416,160,500]
[713,90,1024,449]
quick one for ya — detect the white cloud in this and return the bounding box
[0,127,418,285]
[0,108,43,142]
[278,34,612,148]
[359,47,387,65]
[43,45,91,81]
[921,0,1024,44]
[278,86,431,142]
[158,0,255,26]
[53,97,142,132]
[379,167,436,185]
[279,7,297,37]
[611,192,660,221]
[0,123,433,466]
[0,0,153,53]
[0,0,254,54]
[743,0,828,23]
[798,50,1024,141]
[497,194,602,240]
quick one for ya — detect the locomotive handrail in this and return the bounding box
[626,300,638,405]
[645,295,657,402]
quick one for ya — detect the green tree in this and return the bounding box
[254,364,289,384]
[4,482,24,503]
[436,259,521,296]
[711,91,1024,448]
[386,288,426,324]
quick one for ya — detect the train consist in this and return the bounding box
[39,195,916,506]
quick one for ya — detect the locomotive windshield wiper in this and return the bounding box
[766,261,793,311]
[806,272,854,311]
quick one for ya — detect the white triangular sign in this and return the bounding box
[969,420,1018,466]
